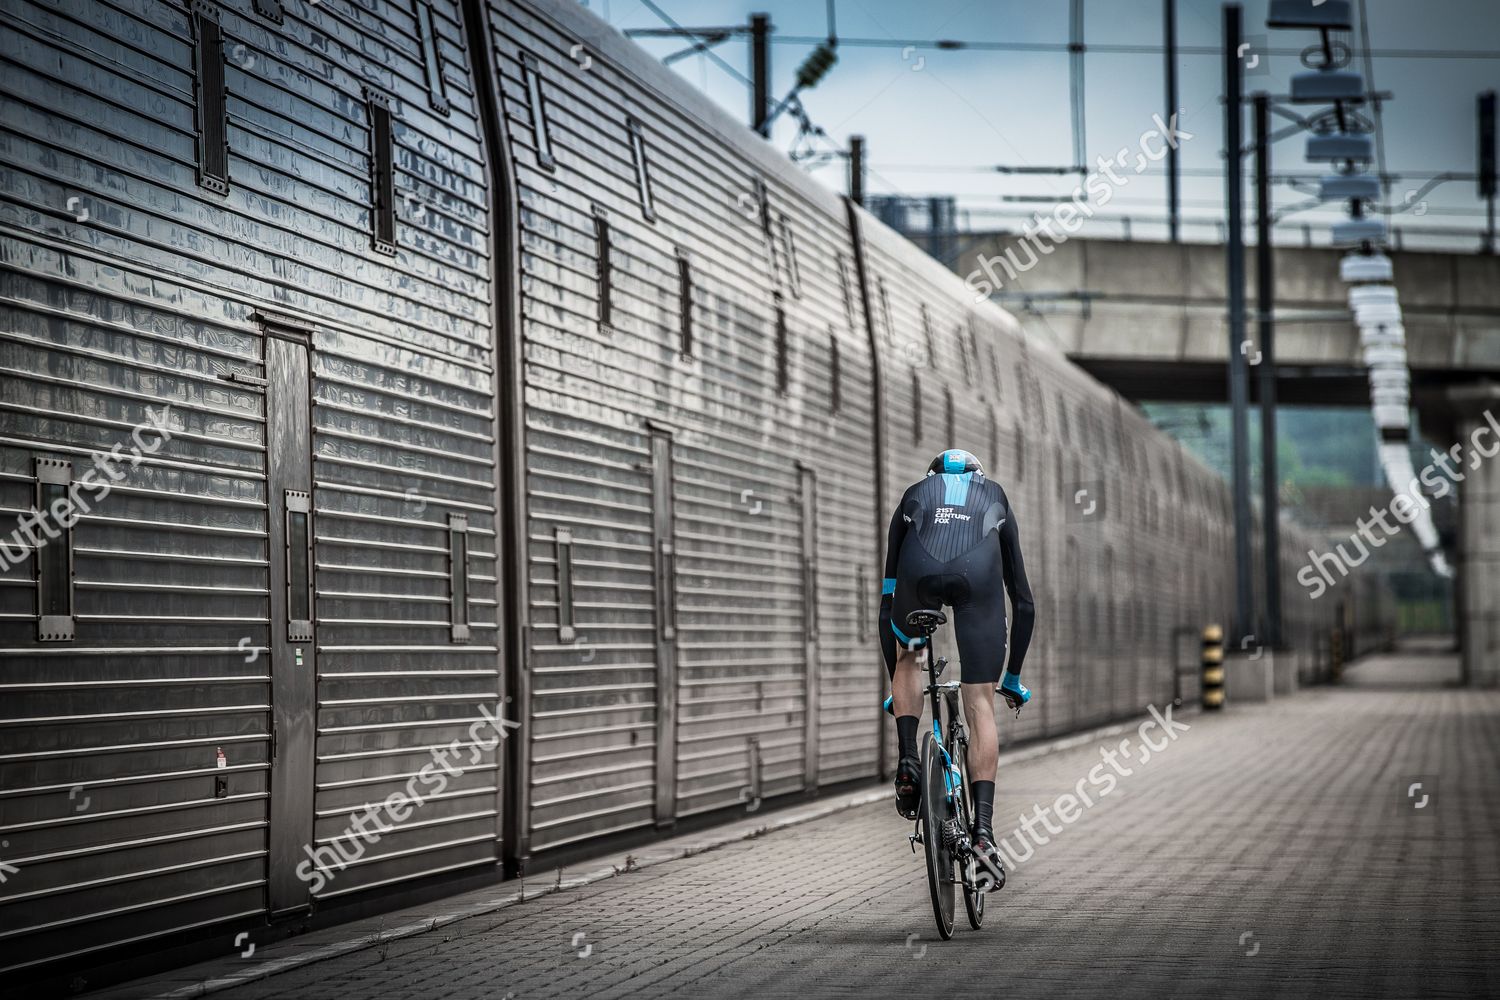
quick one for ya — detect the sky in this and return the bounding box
[580,0,1499,250]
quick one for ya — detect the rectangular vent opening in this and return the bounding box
[829,328,841,412]
[775,304,790,394]
[450,513,470,642]
[877,277,894,342]
[365,90,397,254]
[192,4,229,194]
[920,304,935,365]
[779,215,802,296]
[912,373,923,444]
[836,256,855,329]
[555,526,575,642]
[627,117,656,221]
[285,490,314,642]
[966,324,980,386]
[34,458,75,642]
[677,252,693,356]
[595,213,612,329]
[415,0,450,114]
[520,51,555,169]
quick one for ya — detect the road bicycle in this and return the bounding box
[886,608,996,939]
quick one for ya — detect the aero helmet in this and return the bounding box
[927,449,983,476]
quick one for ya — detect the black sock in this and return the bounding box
[896,715,919,762]
[970,780,995,836]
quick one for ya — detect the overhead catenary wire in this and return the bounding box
[771,34,1500,60]
[864,164,1477,180]
[622,6,1488,250]
[633,0,753,86]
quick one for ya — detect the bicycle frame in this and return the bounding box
[920,638,971,856]
[897,612,989,937]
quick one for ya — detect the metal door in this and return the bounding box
[265,333,317,914]
[798,465,819,789]
[649,428,678,825]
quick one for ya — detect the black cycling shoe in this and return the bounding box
[971,828,1006,892]
[893,755,921,820]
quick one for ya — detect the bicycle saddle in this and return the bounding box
[905,608,946,638]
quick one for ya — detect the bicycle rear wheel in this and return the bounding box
[919,731,956,940]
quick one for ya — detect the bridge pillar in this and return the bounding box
[1449,383,1500,687]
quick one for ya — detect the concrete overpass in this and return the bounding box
[953,237,1500,411]
[953,236,1500,687]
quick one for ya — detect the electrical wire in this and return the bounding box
[634,0,753,87]
[867,164,1477,181]
[771,34,1500,60]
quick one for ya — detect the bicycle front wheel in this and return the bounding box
[919,731,956,940]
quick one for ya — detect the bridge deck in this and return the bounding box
[98,645,1499,1000]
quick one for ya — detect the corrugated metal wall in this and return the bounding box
[0,0,501,973]
[483,0,880,854]
[0,0,1368,981]
[852,213,1335,744]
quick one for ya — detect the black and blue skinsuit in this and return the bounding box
[878,467,1035,685]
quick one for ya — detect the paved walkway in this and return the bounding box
[100,647,1499,999]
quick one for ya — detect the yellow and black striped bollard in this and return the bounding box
[1202,624,1225,710]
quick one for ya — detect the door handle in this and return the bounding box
[218,369,269,388]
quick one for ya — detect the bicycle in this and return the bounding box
[887,608,994,939]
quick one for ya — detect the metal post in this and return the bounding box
[1255,92,1281,650]
[1223,3,1254,646]
[1202,624,1225,710]
[1164,0,1180,243]
[849,135,866,206]
[750,13,771,138]
[1480,91,1496,254]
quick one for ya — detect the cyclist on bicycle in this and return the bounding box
[879,449,1035,883]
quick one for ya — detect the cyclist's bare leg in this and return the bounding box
[892,645,923,718]
[960,682,998,783]
[889,646,926,817]
[961,681,1004,887]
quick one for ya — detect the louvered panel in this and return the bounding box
[489,0,878,847]
[0,0,497,973]
[0,265,269,971]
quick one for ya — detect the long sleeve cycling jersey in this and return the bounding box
[878,471,1035,684]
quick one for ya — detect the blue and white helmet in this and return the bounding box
[926,449,983,476]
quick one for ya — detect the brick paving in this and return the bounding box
[102,646,1499,999]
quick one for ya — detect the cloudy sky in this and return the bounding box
[583,0,1498,251]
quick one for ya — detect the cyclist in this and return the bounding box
[879,449,1035,884]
